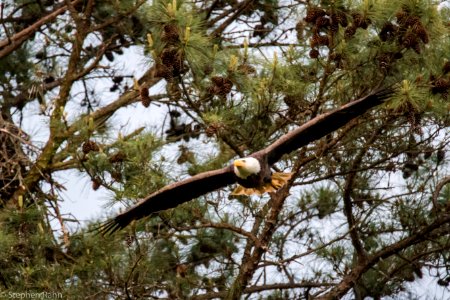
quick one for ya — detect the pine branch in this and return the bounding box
[316,215,450,299]
[0,0,82,59]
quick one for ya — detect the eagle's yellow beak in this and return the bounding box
[233,160,245,167]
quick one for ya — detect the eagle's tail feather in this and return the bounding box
[231,186,264,196]
[231,172,293,196]
[270,172,293,189]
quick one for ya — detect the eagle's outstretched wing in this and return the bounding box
[260,87,395,165]
[97,166,235,235]
[96,86,395,235]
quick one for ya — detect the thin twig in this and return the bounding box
[432,175,450,215]
[0,2,11,44]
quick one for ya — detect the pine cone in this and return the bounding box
[210,76,233,95]
[405,16,421,28]
[351,12,364,27]
[344,26,357,39]
[112,76,123,84]
[169,110,181,118]
[432,78,450,93]
[237,64,256,75]
[140,87,151,107]
[331,11,348,27]
[443,62,450,74]
[310,34,321,48]
[377,53,392,69]
[437,149,445,164]
[396,10,409,26]
[379,22,398,41]
[423,148,433,160]
[161,23,180,44]
[305,7,326,24]
[393,52,403,60]
[309,49,319,58]
[111,171,122,182]
[205,124,219,137]
[329,22,339,33]
[329,52,341,61]
[207,85,222,95]
[406,109,422,134]
[317,35,329,46]
[203,64,213,76]
[211,76,223,86]
[105,51,114,62]
[413,24,429,44]
[160,47,177,65]
[283,95,297,108]
[361,18,371,29]
[110,84,119,92]
[44,76,55,84]
[92,178,101,191]
[295,20,305,40]
[404,161,419,172]
[412,43,421,54]
[435,77,450,89]
[154,63,173,81]
[401,32,419,48]
[437,279,449,287]
[220,84,233,95]
[160,47,184,71]
[82,140,99,154]
[109,152,126,163]
[315,16,330,28]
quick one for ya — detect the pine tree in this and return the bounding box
[0,0,449,299]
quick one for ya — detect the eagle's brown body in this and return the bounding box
[231,155,292,195]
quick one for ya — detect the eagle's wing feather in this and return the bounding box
[97,166,235,235]
[96,87,394,235]
[261,87,394,165]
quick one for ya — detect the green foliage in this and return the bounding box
[312,186,340,219]
[436,183,450,208]
[0,206,60,291]
[0,46,33,84]
[189,227,238,267]
[81,131,166,200]
[144,0,212,76]
[297,185,339,219]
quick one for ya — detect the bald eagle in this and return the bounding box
[97,87,394,235]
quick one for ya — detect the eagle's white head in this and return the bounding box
[233,157,261,179]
